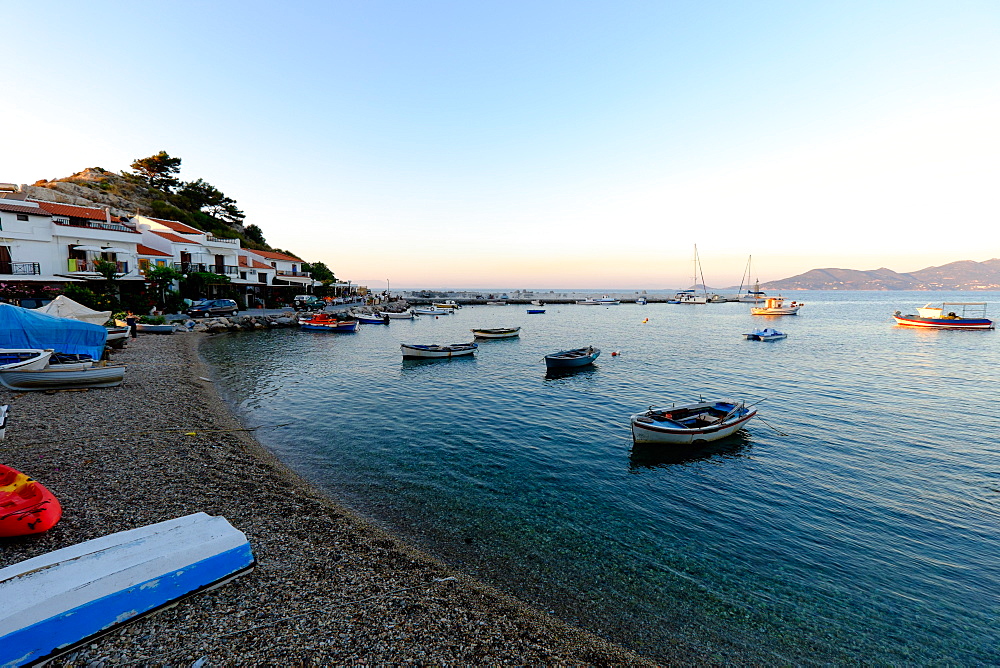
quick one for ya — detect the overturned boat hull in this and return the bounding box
[0,364,125,391]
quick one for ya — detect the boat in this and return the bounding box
[105,325,129,348]
[892,303,994,330]
[0,303,107,362]
[530,300,543,306]
[299,313,359,332]
[379,310,415,319]
[597,296,620,305]
[576,298,601,305]
[135,323,176,334]
[526,309,546,314]
[400,342,477,359]
[734,257,767,303]
[0,349,54,371]
[413,307,450,315]
[471,327,520,339]
[544,346,601,369]
[485,301,506,306]
[0,512,255,666]
[744,328,787,341]
[667,290,707,305]
[750,296,802,315]
[432,300,462,310]
[0,464,62,537]
[0,363,126,391]
[354,312,390,324]
[636,297,648,305]
[630,399,757,445]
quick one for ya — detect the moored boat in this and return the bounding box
[0,464,62,537]
[667,290,707,305]
[0,512,254,666]
[413,307,450,315]
[471,327,520,339]
[0,363,126,391]
[544,346,600,369]
[630,399,756,445]
[0,349,54,371]
[400,342,477,359]
[354,312,390,324]
[432,300,462,310]
[892,303,994,330]
[299,313,359,332]
[380,310,415,319]
[750,296,801,315]
[526,309,546,314]
[635,297,648,305]
[744,328,787,341]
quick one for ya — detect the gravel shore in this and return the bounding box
[0,332,657,666]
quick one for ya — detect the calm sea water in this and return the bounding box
[203,292,999,664]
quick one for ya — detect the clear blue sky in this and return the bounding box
[3,1,999,288]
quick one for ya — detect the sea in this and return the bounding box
[201,291,999,664]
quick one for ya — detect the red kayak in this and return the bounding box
[0,464,62,537]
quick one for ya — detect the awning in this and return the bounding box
[72,245,103,252]
[272,275,315,285]
[102,247,131,253]
[8,275,85,283]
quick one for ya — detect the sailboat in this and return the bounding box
[669,245,708,304]
[736,256,767,303]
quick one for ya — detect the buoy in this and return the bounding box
[642,318,648,323]
[611,351,620,357]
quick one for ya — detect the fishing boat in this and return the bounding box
[630,399,757,445]
[0,349,54,371]
[401,342,477,359]
[636,297,648,305]
[354,312,390,324]
[0,512,255,667]
[299,313,359,332]
[744,328,787,341]
[526,309,546,314]
[0,363,126,391]
[105,325,129,348]
[596,296,620,305]
[0,304,107,362]
[750,296,802,315]
[432,300,462,310]
[530,300,543,306]
[544,346,600,369]
[380,310,415,320]
[0,464,62,537]
[413,307,450,315]
[892,303,994,329]
[576,298,602,305]
[471,327,520,339]
[485,301,506,306]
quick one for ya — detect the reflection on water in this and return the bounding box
[204,291,1000,665]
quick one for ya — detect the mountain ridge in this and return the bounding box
[763,259,1000,290]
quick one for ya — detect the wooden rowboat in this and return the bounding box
[0,513,254,666]
[0,364,126,391]
[401,342,477,359]
[630,399,757,445]
[471,327,520,339]
[544,346,600,369]
[0,349,53,371]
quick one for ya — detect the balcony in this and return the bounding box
[67,259,129,273]
[0,262,41,276]
[206,236,239,244]
[276,270,311,277]
[54,219,138,234]
[173,263,240,276]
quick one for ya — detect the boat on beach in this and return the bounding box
[0,512,255,667]
[471,327,520,339]
[750,296,802,315]
[544,346,600,369]
[892,303,994,329]
[46,352,96,370]
[0,363,126,391]
[0,463,62,537]
[401,342,478,359]
[135,323,176,334]
[744,328,787,341]
[630,399,757,445]
[0,349,54,371]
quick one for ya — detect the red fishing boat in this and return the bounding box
[0,464,62,537]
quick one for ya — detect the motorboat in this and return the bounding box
[630,399,757,445]
[667,290,707,305]
[635,297,648,305]
[379,310,415,319]
[0,363,126,391]
[750,296,802,315]
[744,328,787,341]
[576,298,601,305]
[596,296,620,305]
[299,313,359,332]
[544,346,600,369]
[0,349,54,371]
[432,300,462,310]
[400,342,477,359]
[471,327,520,339]
[892,303,994,329]
[0,513,254,666]
[354,312,390,324]
[485,301,506,305]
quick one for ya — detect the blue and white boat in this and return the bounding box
[744,328,787,341]
[401,342,477,359]
[0,513,254,666]
[354,313,390,324]
[630,399,757,445]
[544,346,600,369]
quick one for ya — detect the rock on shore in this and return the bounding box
[0,332,655,666]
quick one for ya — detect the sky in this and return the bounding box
[3,1,999,289]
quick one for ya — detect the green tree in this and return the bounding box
[177,179,245,224]
[146,265,183,305]
[243,224,266,245]
[302,260,336,283]
[130,151,182,191]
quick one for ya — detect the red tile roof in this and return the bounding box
[32,200,121,222]
[253,250,301,262]
[0,201,49,216]
[152,230,201,244]
[145,217,202,235]
[137,244,172,257]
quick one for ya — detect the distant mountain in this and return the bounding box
[765,259,1000,291]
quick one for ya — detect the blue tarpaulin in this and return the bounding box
[0,303,107,360]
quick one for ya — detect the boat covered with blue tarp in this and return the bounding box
[0,303,108,360]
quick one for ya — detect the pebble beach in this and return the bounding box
[0,331,659,666]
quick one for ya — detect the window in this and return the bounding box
[16,214,28,221]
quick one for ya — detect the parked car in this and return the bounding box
[187,299,239,317]
[293,295,326,311]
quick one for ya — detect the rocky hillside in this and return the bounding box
[766,259,1000,290]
